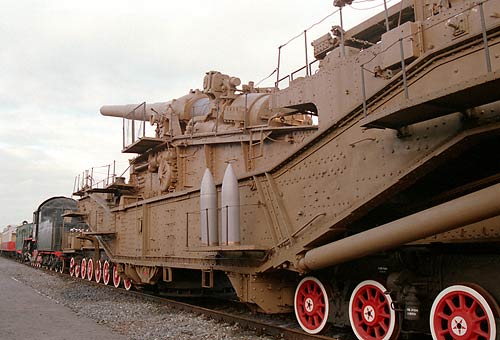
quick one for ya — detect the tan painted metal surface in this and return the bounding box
[73,0,500,313]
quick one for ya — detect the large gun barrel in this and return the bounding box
[100,102,171,121]
[298,182,500,271]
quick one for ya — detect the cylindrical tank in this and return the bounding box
[200,169,218,246]
[227,93,271,126]
[221,164,240,245]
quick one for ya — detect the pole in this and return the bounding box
[479,3,492,73]
[383,0,390,32]
[276,46,282,87]
[339,8,346,57]
[304,30,309,76]
[399,38,409,99]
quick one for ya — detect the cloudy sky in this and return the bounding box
[0,0,394,227]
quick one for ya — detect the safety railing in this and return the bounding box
[123,102,147,149]
[273,8,341,89]
[73,161,122,193]
[272,0,396,89]
[358,0,494,117]
[272,0,494,97]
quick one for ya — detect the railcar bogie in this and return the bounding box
[294,245,500,338]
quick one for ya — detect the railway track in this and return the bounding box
[33,262,345,340]
[130,292,339,340]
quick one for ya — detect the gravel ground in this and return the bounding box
[5,258,273,340]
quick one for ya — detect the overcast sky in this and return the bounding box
[0,0,394,227]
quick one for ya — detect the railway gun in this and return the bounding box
[68,0,500,338]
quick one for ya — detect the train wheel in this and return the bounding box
[69,257,75,277]
[87,258,94,281]
[430,284,498,340]
[59,258,65,273]
[75,262,80,278]
[113,264,121,288]
[349,280,398,340]
[294,276,330,334]
[95,260,102,283]
[124,278,132,291]
[103,260,110,285]
[81,258,87,279]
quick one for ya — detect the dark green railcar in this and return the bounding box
[34,196,77,252]
[15,221,33,261]
[31,196,87,270]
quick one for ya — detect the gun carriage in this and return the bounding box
[73,0,500,338]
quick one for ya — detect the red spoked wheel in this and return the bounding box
[75,262,80,278]
[349,280,398,340]
[113,264,121,288]
[95,260,102,283]
[430,284,498,340]
[80,258,87,279]
[294,276,330,334]
[87,258,94,281]
[102,260,110,285]
[124,278,132,291]
[69,257,75,277]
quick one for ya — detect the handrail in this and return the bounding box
[275,58,321,88]
[122,101,146,149]
[274,8,340,88]
[276,74,291,88]
[73,160,126,194]
[272,0,494,96]
[358,0,494,117]
[291,65,307,81]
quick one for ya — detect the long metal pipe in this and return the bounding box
[298,183,500,271]
[100,102,170,121]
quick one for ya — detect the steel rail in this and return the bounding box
[132,291,338,340]
[33,262,341,340]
